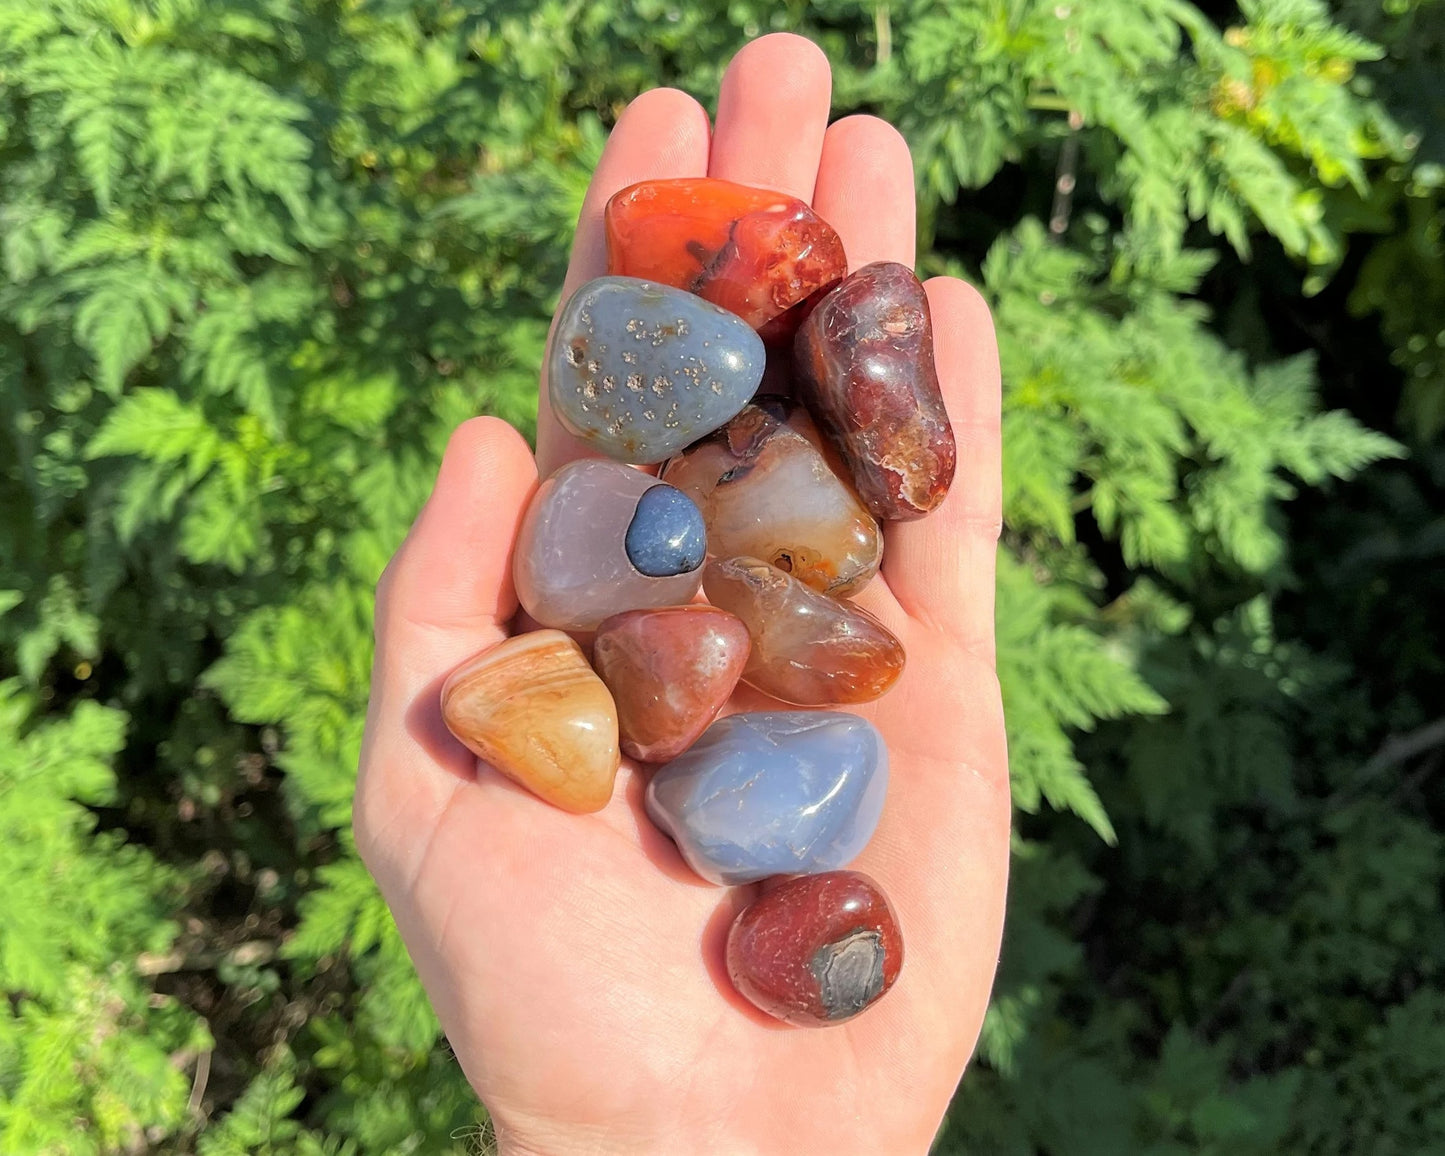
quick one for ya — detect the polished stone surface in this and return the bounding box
[514,460,703,631]
[794,262,957,520]
[592,605,750,763]
[548,276,764,464]
[703,557,905,705]
[644,712,888,885]
[441,630,620,813]
[727,870,903,1026]
[604,177,847,340]
[661,397,881,597]
[624,483,708,578]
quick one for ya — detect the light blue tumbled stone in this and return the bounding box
[548,276,765,464]
[644,712,888,885]
[625,484,707,577]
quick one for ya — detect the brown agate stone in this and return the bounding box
[604,177,847,339]
[727,870,904,1026]
[661,398,882,597]
[592,606,751,763]
[441,631,620,813]
[793,261,957,521]
[702,557,904,705]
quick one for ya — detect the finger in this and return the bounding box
[810,115,916,271]
[709,33,832,202]
[849,568,909,637]
[881,277,1002,658]
[355,417,539,886]
[377,418,538,642]
[536,88,712,477]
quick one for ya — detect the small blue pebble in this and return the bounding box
[625,484,707,577]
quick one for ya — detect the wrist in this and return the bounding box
[491,1110,938,1156]
[495,1123,741,1156]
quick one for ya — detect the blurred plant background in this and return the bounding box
[1,0,1442,1152]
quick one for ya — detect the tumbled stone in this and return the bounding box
[441,630,620,813]
[793,262,957,520]
[661,397,881,597]
[727,870,903,1026]
[624,483,707,578]
[645,712,888,885]
[548,276,765,464]
[514,460,703,631]
[592,606,751,763]
[605,177,847,340]
[703,557,905,705]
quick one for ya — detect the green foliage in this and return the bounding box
[197,1052,355,1156]
[1339,0,1445,439]
[0,0,1438,1152]
[0,682,209,1152]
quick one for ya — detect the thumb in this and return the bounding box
[356,416,538,888]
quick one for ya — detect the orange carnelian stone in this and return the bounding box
[605,178,847,340]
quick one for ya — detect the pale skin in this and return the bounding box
[355,33,1010,1156]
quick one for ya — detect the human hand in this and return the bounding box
[355,33,1009,1156]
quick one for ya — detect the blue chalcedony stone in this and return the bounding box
[645,712,888,885]
[548,276,766,464]
[625,484,707,577]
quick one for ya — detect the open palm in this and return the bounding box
[355,34,1009,1156]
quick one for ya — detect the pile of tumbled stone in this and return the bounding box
[440,178,955,1027]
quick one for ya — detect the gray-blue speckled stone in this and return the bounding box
[644,712,888,885]
[548,276,765,464]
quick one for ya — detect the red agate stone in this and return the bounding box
[727,870,903,1026]
[591,605,750,763]
[604,178,847,340]
[703,557,904,706]
[793,262,957,521]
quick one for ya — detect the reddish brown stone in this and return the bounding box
[727,870,903,1026]
[702,557,904,706]
[793,261,957,521]
[591,605,750,763]
[605,177,847,338]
